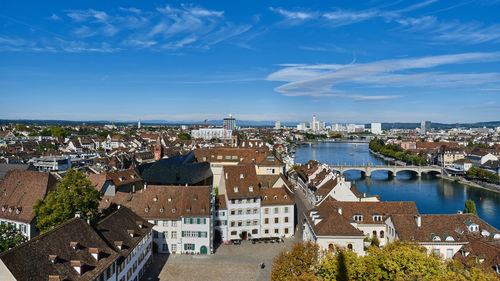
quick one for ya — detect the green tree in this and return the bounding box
[464,200,478,216]
[14,124,27,131]
[33,169,102,233]
[178,132,192,140]
[0,225,27,252]
[271,242,320,281]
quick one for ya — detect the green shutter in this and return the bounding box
[184,218,186,224]
[198,232,201,238]
[184,244,187,251]
[204,218,206,224]
[197,218,200,224]
[190,218,193,224]
[182,231,185,237]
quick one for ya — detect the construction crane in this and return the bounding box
[204,119,208,128]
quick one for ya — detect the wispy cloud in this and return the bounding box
[267,52,500,99]
[0,4,255,53]
[269,0,437,27]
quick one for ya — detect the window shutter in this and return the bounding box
[198,232,201,238]
[182,231,185,237]
[204,218,206,224]
[197,218,200,224]
[190,218,193,224]
[184,244,187,251]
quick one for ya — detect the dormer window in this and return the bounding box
[15,207,21,214]
[249,186,254,192]
[372,215,382,222]
[89,248,99,261]
[8,207,12,213]
[131,174,136,179]
[145,207,149,213]
[71,260,82,275]
[160,207,164,213]
[264,195,268,200]
[284,195,287,199]
[153,196,158,202]
[172,208,176,213]
[120,177,125,182]
[273,195,277,200]
[127,230,135,237]
[240,174,244,179]
[168,197,172,202]
[234,187,238,193]
[353,215,363,222]
[49,254,58,264]
[70,241,79,250]
[481,230,490,237]
[114,241,123,250]
[431,233,441,241]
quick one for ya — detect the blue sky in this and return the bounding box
[1,0,500,123]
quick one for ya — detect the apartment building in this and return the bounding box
[0,206,153,281]
[100,185,214,255]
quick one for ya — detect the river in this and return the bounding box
[293,142,500,229]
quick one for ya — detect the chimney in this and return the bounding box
[48,254,58,264]
[136,221,143,228]
[127,229,135,237]
[114,241,123,250]
[415,215,421,227]
[338,207,342,215]
[89,248,99,261]
[70,241,79,250]
[70,260,82,275]
[74,211,81,218]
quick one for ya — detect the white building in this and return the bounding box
[331,124,345,132]
[297,122,308,131]
[371,123,382,135]
[274,121,281,130]
[0,206,153,281]
[215,195,229,242]
[30,155,71,172]
[347,124,365,133]
[191,128,233,140]
[260,188,294,239]
[100,185,214,255]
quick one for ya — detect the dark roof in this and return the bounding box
[0,163,29,179]
[453,240,500,273]
[0,218,119,281]
[135,152,212,185]
[261,187,294,206]
[94,207,153,257]
[0,170,57,223]
[328,199,419,224]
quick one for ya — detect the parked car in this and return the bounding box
[233,240,241,245]
[223,241,233,245]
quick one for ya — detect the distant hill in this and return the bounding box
[1,119,499,129]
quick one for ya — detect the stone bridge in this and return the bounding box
[328,165,443,177]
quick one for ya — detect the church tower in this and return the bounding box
[154,136,163,161]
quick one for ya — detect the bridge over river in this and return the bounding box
[328,164,443,177]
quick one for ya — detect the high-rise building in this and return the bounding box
[223,113,236,131]
[275,121,281,129]
[310,115,320,131]
[138,119,141,129]
[421,121,431,134]
[371,123,382,134]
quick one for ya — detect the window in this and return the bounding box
[253,208,258,214]
[252,229,258,234]
[172,221,177,227]
[265,218,269,224]
[274,217,279,224]
[249,186,254,192]
[285,217,289,223]
[433,249,441,256]
[184,243,195,251]
[231,209,235,215]
[238,209,242,215]
[171,231,177,239]
[238,221,242,227]
[163,220,168,227]
[274,207,279,214]
[284,228,289,234]
[253,220,258,226]
[380,231,384,238]
[246,208,251,214]
[234,187,239,193]
[231,221,235,227]
[231,231,237,235]
[347,244,353,251]
[446,249,453,259]
[373,231,377,237]
[164,231,168,238]
[264,208,269,214]
[284,207,289,213]
[274,228,279,234]
[353,215,363,222]
[246,220,251,226]
[171,244,177,253]
[264,229,269,234]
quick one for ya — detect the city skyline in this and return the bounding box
[1,1,500,122]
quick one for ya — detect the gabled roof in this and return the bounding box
[223,165,260,199]
[0,218,119,281]
[306,198,364,237]
[0,170,57,223]
[260,187,294,206]
[329,199,419,224]
[100,185,211,220]
[453,240,500,272]
[390,214,500,243]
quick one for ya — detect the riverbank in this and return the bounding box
[436,174,500,194]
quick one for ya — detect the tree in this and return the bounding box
[271,242,320,281]
[464,200,478,216]
[0,225,27,252]
[178,132,191,140]
[33,169,102,233]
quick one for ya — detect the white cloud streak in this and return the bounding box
[267,52,500,99]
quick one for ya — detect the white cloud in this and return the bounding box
[267,52,500,98]
[269,7,315,20]
[50,13,61,21]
